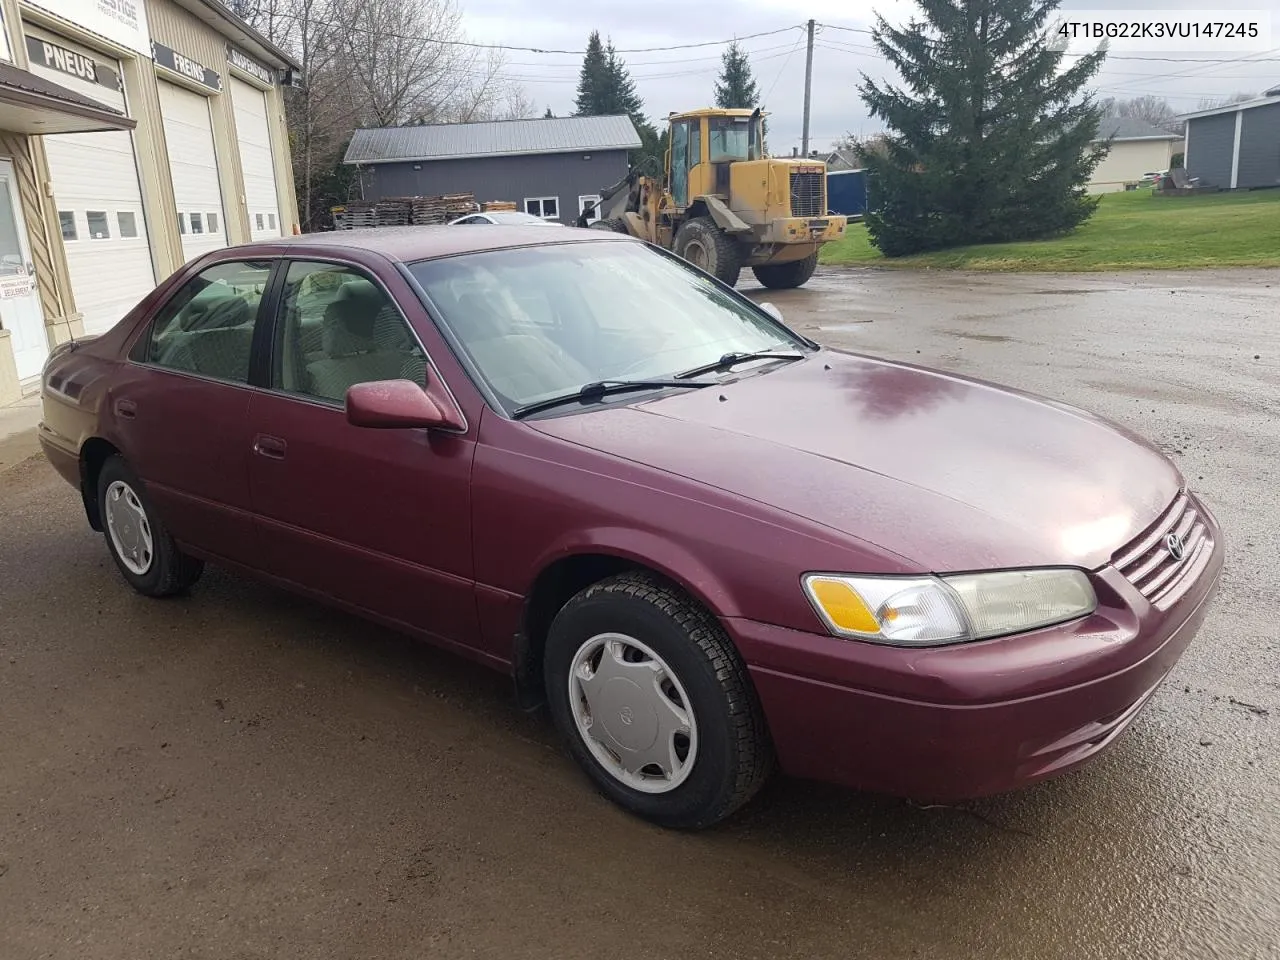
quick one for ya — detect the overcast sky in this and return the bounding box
[462,0,1280,151]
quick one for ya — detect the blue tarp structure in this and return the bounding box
[827,169,867,216]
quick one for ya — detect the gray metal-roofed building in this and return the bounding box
[1180,87,1280,190]
[344,115,642,226]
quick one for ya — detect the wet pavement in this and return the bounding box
[2,266,1277,959]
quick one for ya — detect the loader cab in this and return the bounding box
[666,108,764,210]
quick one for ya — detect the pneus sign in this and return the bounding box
[151,41,220,92]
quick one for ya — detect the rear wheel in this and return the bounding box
[752,251,819,289]
[544,572,773,829]
[589,218,630,235]
[674,217,742,287]
[97,455,203,597]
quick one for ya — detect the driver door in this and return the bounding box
[669,120,690,208]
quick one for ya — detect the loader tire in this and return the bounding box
[752,252,819,289]
[590,218,631,235]
[674,217,741,287]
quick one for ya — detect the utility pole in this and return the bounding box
[801,18,815,157]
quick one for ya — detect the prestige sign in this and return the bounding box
[26,36,121,92]
[227,44,274,86]
[27,0,151,59]
[152,41,220,91]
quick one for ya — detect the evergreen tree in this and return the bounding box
[574,31,610,116]
[544,107,554,118]
[575,32,659,170]
[858,0,1107,257]
[714,41,760,109]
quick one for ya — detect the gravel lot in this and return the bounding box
[1,265,1277,960]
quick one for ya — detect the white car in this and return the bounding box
[448,211,565,226]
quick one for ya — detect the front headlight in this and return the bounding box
[802,569,1097,647]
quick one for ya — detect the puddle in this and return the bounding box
[945,331,1014,343]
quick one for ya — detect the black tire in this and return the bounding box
[673,216,742,287]
[589,217,630,234]
[97,455,203,598]
[544,572,773,829]
[751,251,819,289]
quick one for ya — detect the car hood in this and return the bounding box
[528,350,1182,571]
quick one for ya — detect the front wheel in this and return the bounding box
[752,252,819,289]
[97,455,203,597]
[544,572,773,829]
[673,217,742,287]
[589,217,630,235]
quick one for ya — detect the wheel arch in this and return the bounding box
[79,436,122,530]
[512,539,742,710]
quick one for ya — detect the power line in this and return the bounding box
[262,12,802,55]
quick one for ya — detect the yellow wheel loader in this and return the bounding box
[579,108,847,289]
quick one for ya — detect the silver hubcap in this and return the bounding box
[104,480,154,576]
[568,633,698,794]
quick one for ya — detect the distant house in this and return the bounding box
[1179,87,1280,190]
[1089,118,1183,193]
[344,115,642,225]
[823,148,861,171]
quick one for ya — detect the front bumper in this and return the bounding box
[757,216,847,245]
[727,506,1225,802]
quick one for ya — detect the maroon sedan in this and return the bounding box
[38,228,1223,828]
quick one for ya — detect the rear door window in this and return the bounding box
[131,260,273,383]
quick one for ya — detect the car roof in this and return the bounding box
[235,225,626,263]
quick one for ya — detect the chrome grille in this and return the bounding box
[789,171,825,217]
[1112,492,1212,607]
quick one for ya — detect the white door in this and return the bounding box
[159,81,227,262]
[579,194,602,223]
[29,46,155,336]
[0,160,48,382]
[230,77,282,240]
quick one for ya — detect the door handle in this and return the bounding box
[253,434,287,460]
[114,398,137,420]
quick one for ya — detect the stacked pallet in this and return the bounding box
[482,201,518,212]
[331,192,478,229]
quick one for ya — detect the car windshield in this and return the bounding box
[408,241,806,415]
[708,117,761,162]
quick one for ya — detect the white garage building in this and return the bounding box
[0,0,299,401]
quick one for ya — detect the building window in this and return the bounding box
[117,212,139,238]
[178,212,187,235]
[86,211,111,239]
[578,195,602,223]
[268,212,277,230]
[524,196,559,220]
[255,213,264,230]
[59,211,77,241]
[191,212,204,234]
[207,212,219,233]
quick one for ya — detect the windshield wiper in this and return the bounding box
[511,379,712,419]
[675,349,806,380]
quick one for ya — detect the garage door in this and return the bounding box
[28,36,155,336]
[230,77,283,241]
[159,81,227,263]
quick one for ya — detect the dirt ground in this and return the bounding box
[1,266,1277,960]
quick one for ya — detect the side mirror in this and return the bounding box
[759,302,784,322]
[346,379,465,431]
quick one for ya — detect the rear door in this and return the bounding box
[111,258,275,563]
[245,258,479,648]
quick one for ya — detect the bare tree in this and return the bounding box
[231,0,535,229]
[1195,91,1257,111]
[1097,95,1181,132]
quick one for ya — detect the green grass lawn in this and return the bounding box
[819,188,1280,271]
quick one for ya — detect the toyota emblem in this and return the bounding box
[1165,532,1186,562]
